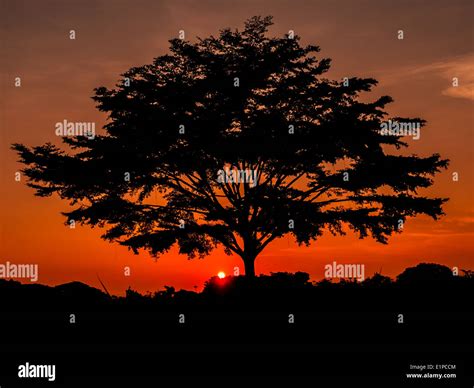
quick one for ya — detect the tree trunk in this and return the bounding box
[241,234,258,277]
[243,255,256,277]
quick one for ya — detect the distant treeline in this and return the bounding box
[1,263,472,312]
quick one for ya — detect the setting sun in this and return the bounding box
[217,271,226,279]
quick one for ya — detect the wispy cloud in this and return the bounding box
[410,54,474,101]
[375,53,474,101]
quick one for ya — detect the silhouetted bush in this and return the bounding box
[1,263,472,312]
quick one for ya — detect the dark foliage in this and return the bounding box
[1,263,471,313]
[12,16,448,276]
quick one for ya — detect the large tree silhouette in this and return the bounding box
[12,16,448,277]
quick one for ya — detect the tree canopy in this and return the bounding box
[12,16,449,276]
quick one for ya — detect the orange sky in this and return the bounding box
[1,0,473,294]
